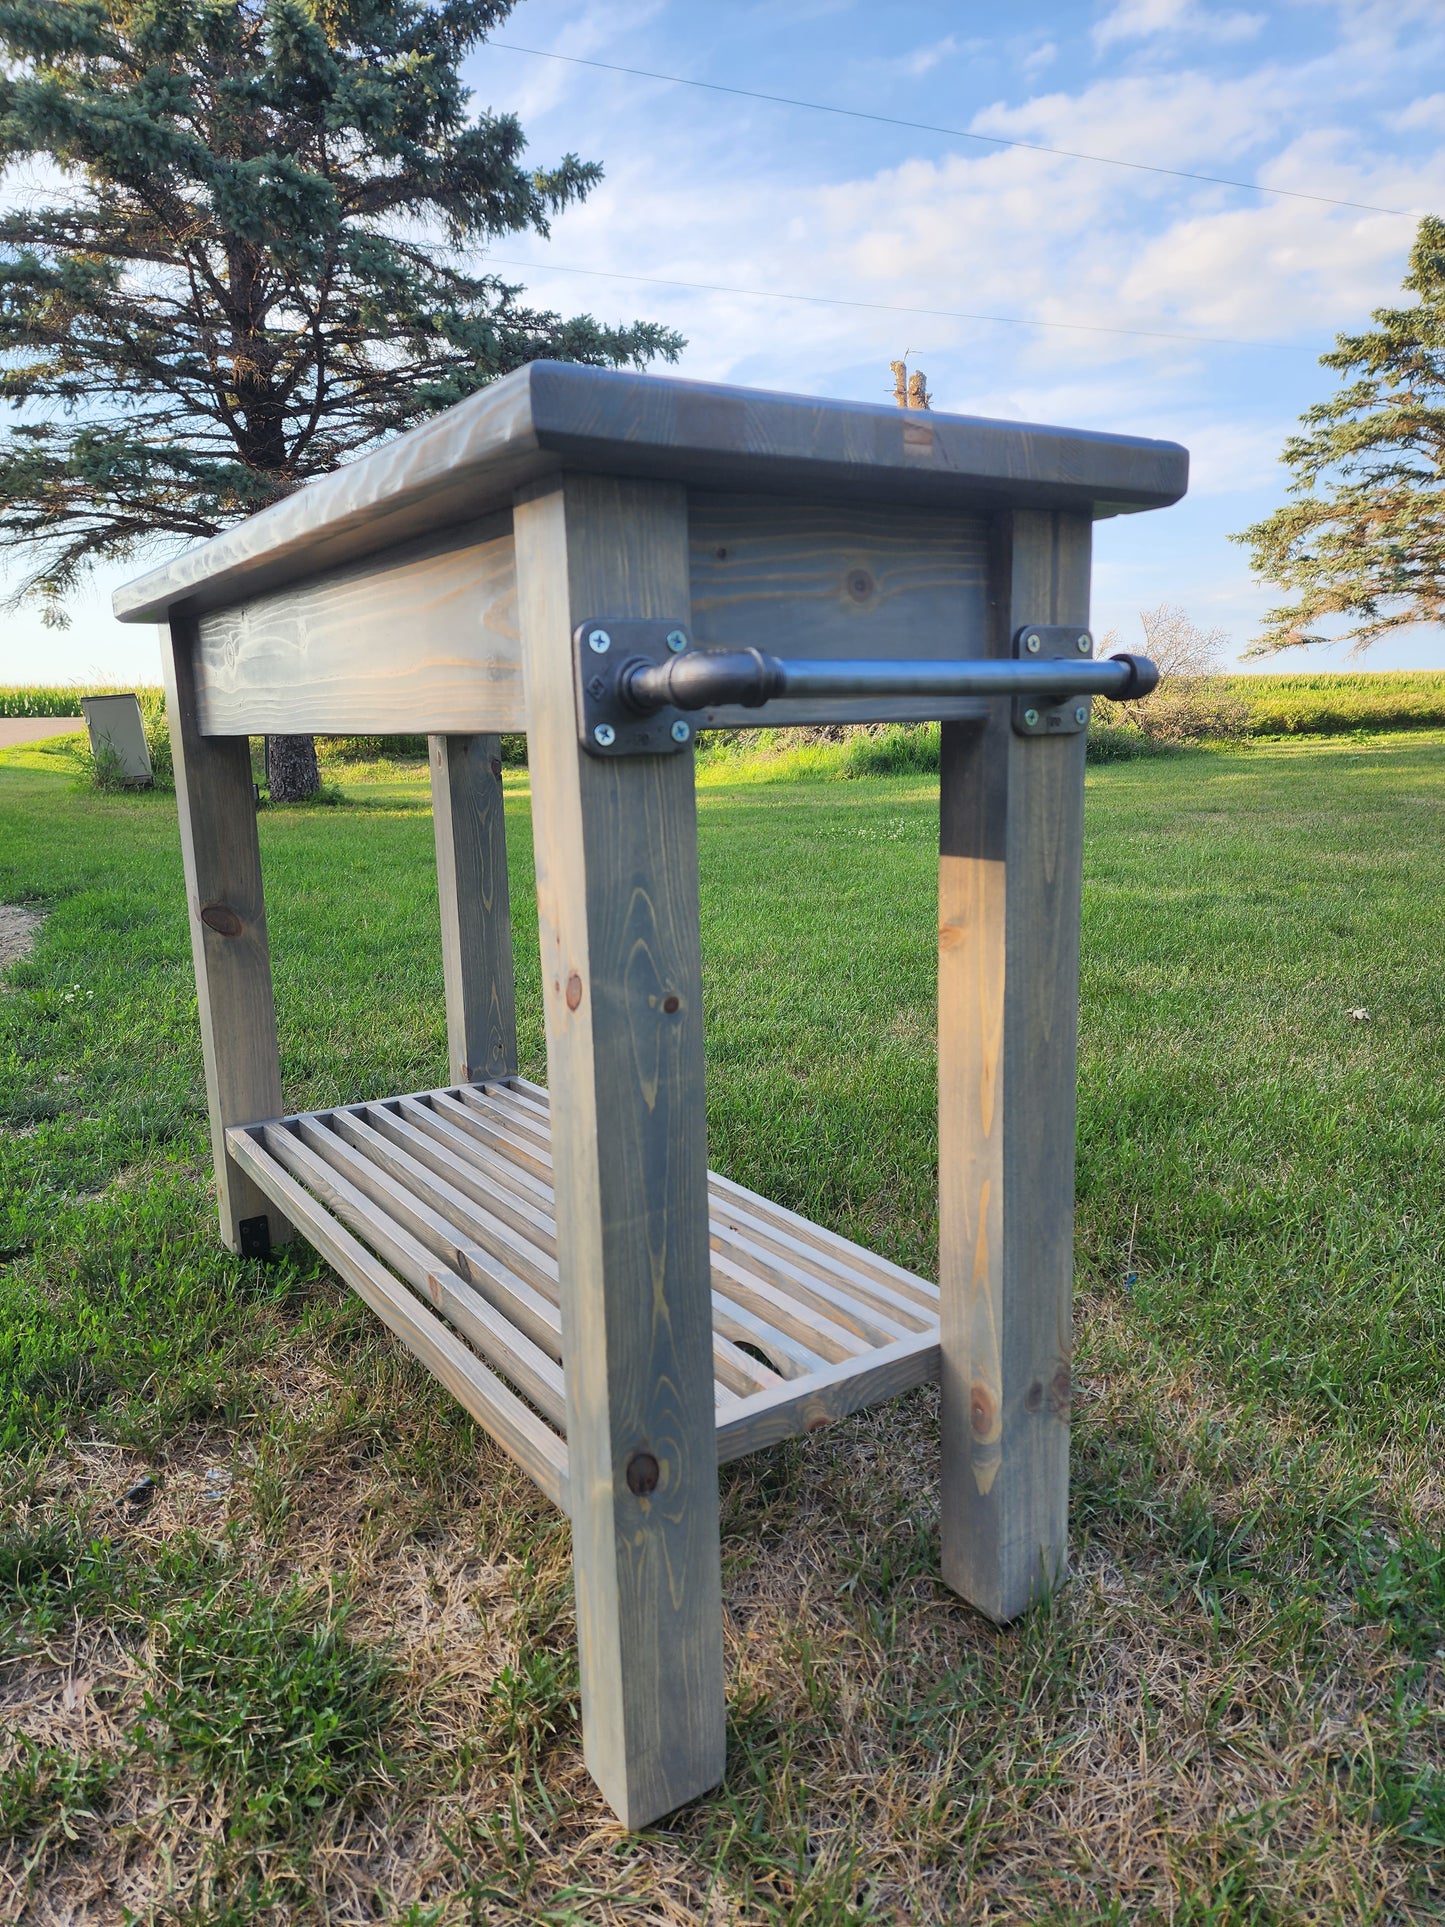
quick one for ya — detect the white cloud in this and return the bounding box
[970,66,1288,171]
[1094,0,1265,51]
[473,1,668,124]
[1022,41,1058,78]
[896,34,976,78]
[1387,92,1445,134]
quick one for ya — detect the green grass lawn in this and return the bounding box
[2,731,1443,1924]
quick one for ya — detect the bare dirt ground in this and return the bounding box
[0,905,42,974]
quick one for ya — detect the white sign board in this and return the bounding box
[81,694,153,785]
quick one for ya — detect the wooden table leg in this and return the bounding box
[938,508,1089,1622]
[429,733,517,1083]
[162,616,290,1253]
[513,473,725,1828]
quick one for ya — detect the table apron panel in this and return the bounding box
[192,514,525,736]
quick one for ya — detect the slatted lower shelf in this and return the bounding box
[227,1077,940,1514]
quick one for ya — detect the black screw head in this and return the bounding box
[626,1451,660,1497]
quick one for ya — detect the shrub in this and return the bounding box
[81,734,134,793]
[137,688,173,787]
[1096,604,1250,746]
[841,722,940,777]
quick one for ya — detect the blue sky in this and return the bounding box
[6,0,1445,684]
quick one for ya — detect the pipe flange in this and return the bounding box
[1012,624,1096,737]
[575,619,693,756]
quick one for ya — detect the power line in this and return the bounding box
[485,255,1301,352]
[490,41,1415,220]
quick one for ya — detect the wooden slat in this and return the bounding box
[437,1088,865,1378]
[393,1095,556,1210]
[705,1169,939,1307]
[236,1078,941,1482]
[325,1110,557,1295]
[705,1246,873,1363]
[497,1078,552,1120]
[704,1294,832,1380]
[385,1101,782,1398]
[355,1106,559,1257]
[263,1123,568,1430]
[473,1081,937,1375]
[507,1077,937,1318]
[325,1114,764,1421]
[312,1114,563,1356]
[428,1089,553,1180]
[716,1331,941,1466]
[227,1127,569,1512]
[465,1081,552,1146]
[452,1083,556,1160]
[707,1215,926,1341]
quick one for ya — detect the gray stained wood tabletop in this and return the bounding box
[114,361,1188,626]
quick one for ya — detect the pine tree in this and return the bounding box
[1236,215,1445,654]
[0,0,681,793]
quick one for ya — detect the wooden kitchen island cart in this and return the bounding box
[115,362,1186,1828]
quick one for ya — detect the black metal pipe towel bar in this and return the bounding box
[621,647,1159,713]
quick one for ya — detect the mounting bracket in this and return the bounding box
[575,619,695,758]
[1011,625,1096,737]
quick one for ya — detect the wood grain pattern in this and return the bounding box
[227,1125,569,1510]
[192,517,521,736]
[937,507,1089,1623]
[115,361,1187,627]
[687,494,991,726]
[336,1111,560,1314]
[430,733,517,1081]
[514,471,726,1830]
[716,1330,941,1465]
[160,617,289,1250]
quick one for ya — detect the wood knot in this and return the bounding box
[1025,1379,1044,1413]
[489,757,502,779]
[200,903,243,937]
[626,1451,660,1497]
[846,568,875,603]
[662,994,680,1014]
[565,972,583,1011]
[970,1384,996,1438]
[1050,1366,1072,1416]
[714,546,729,560]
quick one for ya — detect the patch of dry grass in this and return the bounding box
[4,1308,1442,1924]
